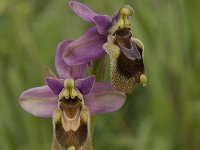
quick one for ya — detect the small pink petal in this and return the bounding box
[46,77,64,95]
[75,76,95,95]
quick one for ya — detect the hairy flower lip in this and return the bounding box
[53,107,89,149]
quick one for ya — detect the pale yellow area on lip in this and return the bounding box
[67,146,76,150]
[103,35,120,58]
[140,74,148,86]
[53,108,62,123]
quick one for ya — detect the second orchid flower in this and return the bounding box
[62,1,147,93]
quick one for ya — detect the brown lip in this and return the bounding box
[114,28,132,49]
[59,97,82,119]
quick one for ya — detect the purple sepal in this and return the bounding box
[69,0,97,23]
[56,40,87,79]
[84,82,126,115]
[19,86,58,118]
[93,15,111,34]
[63,27,106,66]
[110,11,119,26]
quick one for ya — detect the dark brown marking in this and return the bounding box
[55,119,88,149]
[114,28,145,80]
[116,47,144,80]
[115,28,132,49]
[59,97,82,119]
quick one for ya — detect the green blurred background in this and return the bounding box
[0,0,200,149]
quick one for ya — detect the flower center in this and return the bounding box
[109,5,134,34]
[59,96,82,119]
[58,78,84,119]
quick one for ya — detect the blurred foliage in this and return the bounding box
[0,0,200,150]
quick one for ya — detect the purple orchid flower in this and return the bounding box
[62,1,147,93]
[19,40,126,117]
[19,40,126,149]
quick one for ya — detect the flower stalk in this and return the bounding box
[91,55,107,82]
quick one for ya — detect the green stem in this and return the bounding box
[87,55,107,150]
[92,55,107,82]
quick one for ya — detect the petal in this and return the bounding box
[69,0,97,23]
[110,11,120,30]
[63,27,107,66]
[56,40,87,79]
[75,76,95,95]
[93,15,111,34]
[111,9,131,24]
[111,11,119,23]
[19,86,58,118]
[46,77,64,95]
[84,82,126,115]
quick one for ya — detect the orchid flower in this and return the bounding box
[62,1,147,93]
[19,40,126,150]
